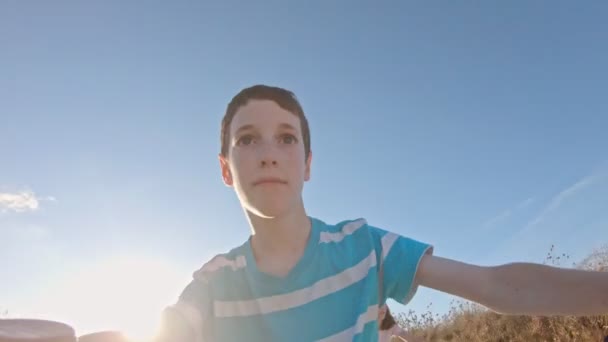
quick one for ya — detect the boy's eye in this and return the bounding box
[279,134,297,144]
[236,135,255,146]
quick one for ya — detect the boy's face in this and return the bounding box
[219,99,312,218]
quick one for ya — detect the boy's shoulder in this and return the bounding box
[315,216,388,241]
[315,216,369,231]
[192,240,249,282]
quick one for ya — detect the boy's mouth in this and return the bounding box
[253,177,287,186]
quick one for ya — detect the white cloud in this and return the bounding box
[482,197,534,231]
[523,173,601,231]
[516,197,535,209]
[0,190,54,213]
[482,209,512,230]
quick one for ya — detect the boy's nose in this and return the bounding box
[258,143,279,167]
[260,159,278,167]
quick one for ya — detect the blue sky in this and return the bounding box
[1,1,607,338]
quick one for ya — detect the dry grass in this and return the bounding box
[397,245,608,342]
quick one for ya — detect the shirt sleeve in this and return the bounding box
[369,224,433,305]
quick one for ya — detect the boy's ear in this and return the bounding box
[218,154,234,187]
[304,150,312,181]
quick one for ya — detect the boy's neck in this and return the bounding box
[247,204,312,276]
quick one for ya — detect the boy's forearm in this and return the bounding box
[487,262,608,316]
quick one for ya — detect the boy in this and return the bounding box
[156,85,608,341]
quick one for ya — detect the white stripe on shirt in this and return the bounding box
[319,219,367,243]
[380,232,399,262]
[214,249,378,317]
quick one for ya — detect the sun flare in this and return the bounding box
[41,255,188,341]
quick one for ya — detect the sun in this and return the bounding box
[42,255,189,341]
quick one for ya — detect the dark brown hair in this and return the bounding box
[380,306,397,330]
[220,84,311,159]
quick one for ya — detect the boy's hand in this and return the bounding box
[415,254,608,316]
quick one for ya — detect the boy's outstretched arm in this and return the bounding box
[154,302,203,342]
[415,254,608,316]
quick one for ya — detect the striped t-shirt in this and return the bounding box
[161,217,432,342]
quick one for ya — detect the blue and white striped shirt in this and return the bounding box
[164,217,432,341]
